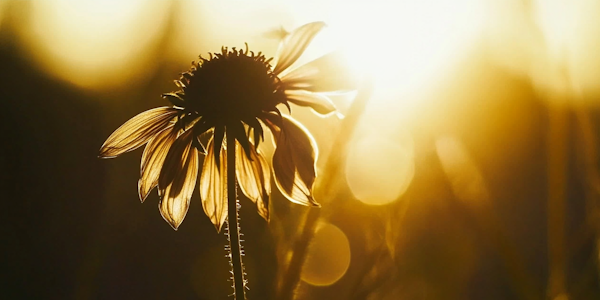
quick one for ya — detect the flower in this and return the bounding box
[99,22,356,231]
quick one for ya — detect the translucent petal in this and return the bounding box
[273,22,326,75]
[99,107,178,158]
[229,120,252,159]
[245,117,265,148]
[285,90,337,116]
[138,125,177,202]
[200,137,228,232]
[157,130,198,230]
[269,115,319,206]
[213,125,225,169]
[158,129,193,191]
[236,141,271,221]
[191,118,214,154]
[281,51,358,93]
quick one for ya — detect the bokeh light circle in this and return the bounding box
[345,133,414,205]
[0,1,6,30]
[23,0,171,88]
[301,223,351,286]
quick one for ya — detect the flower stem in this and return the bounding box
[226,132,246,300]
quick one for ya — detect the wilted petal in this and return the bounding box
[200,138,228,232]
[99,107,179,158]
[269,115,319,206]
[285,90,337,116]
[281,51,358,93]
[157,129,199,230]
[273,22,326,75]
[236,141,271,221]
[138,125,178,202]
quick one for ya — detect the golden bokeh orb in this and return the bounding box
[346,133,414,205]
[301,223,351,286]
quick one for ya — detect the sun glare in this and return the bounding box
[533,0,600,95]
[324,0,484,97]
[172,0,289,60]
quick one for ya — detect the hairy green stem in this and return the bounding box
[226,132,246,300]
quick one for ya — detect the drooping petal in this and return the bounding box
[236,141,271,221]
[245,117,265,149]
[273,22,326,75]
[200,137,228,232]
[280,51,358,93]
[157,129,199,230]
[138,125,178,202]
[213,125,225,169]
[230,120,252,159]
[158,129,192,192]
[268,115,319,206]
[99,107,179,158]
[162,92,185,107]
[191,118,215,155]
[285,90,337,116]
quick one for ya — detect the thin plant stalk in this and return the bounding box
[226,132,246,300]
[277,79,373,299]
[547,99,568,299]
[572,105,600,297]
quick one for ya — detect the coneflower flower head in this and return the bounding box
[99,22,356,231]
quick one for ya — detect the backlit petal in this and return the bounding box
[138,125,177,202]
[213,125,225,169]
[158,129,193,192]
[281,51,358,93]
[157,129,198,230]
[236,141,271,221]
[200,138,228,232]
[285,90,337,116]
[269,115,319,206]
[99,107,178,158]
[273,22,326,75]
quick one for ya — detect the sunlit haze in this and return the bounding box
[3,0,600,299]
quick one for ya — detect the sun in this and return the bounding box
[309,0,485,97]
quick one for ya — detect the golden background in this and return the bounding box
[1,0,600,299]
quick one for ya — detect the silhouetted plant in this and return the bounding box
[99,22,356,299]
